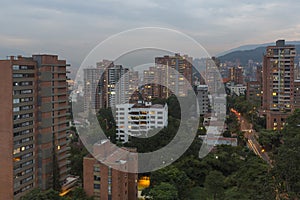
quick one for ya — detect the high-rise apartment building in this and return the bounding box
[205,57,222,94]
[84,61,139,111]
[83,68,104,112]
[262,40,296,130]
[142,66,164,100]
[0,55,70,199]
[229,66,244,85]
[196,85,209,115]
[142,54,193,100]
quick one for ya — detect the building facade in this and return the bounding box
[83,68,104,112]
[247,81,262,105]
[83,140,138,200]
[84,61,139,111]
[196,85,209,115]
[0,55,70,199]
[262,40,296,130]
[142,54,193,100]
[294,80,300,109]
[116,102,168,143]
[205,57,222,94]
[229,84,246,96]
[229,66,244,85]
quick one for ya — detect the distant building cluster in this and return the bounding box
[83,54,193,113]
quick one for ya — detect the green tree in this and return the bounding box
[69,144,88,181]
[148,182,178,200]
[229,156,276,199]
[69,187,93,200]
[204,170,225,200]
[21,188,65,200]
[258,129,281,151]
[273,109,300,198]
[147,165,192,199]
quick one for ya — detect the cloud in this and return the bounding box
[0,0,299,65]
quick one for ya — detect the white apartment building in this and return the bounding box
[229,84,246,96]
[116,102,168,143]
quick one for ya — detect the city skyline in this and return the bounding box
[1,1,300,199]
[0,0,300,69]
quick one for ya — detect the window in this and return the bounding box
[21,160,33,167]
[21,89,32,94]
[15,168,33,178]
[13,121,33,129]
[21,175,33,184]
[20,81,32,86]
[13,74,23,78]
[22,152,33,159]
[13,65,19,70]
[21,105,33,111]
[94,184,100,189]
[20,97,33,102]
[21,183,33,192]
[14,129,33,137]
[13,99,20,104]
[13,107,20,112]
[94,166,100,172]
[94,175,101,181]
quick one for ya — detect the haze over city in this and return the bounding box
[1,0,300,66]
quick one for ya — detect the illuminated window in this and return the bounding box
[14,157,21,162]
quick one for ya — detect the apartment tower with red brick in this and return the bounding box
[0,55,70,199]
[262,40,296,130]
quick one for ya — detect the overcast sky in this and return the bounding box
[0,0,299,67]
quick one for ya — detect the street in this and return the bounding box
[231,109,273,166]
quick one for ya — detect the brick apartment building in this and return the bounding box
[262,40,296,130]
[83,140,138,200]
[0,55,70,199]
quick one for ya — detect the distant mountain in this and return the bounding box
[218,46,266,65]
[218,41,300,66]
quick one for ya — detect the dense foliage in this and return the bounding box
[272,109,300,199]
[143,145,276,200]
